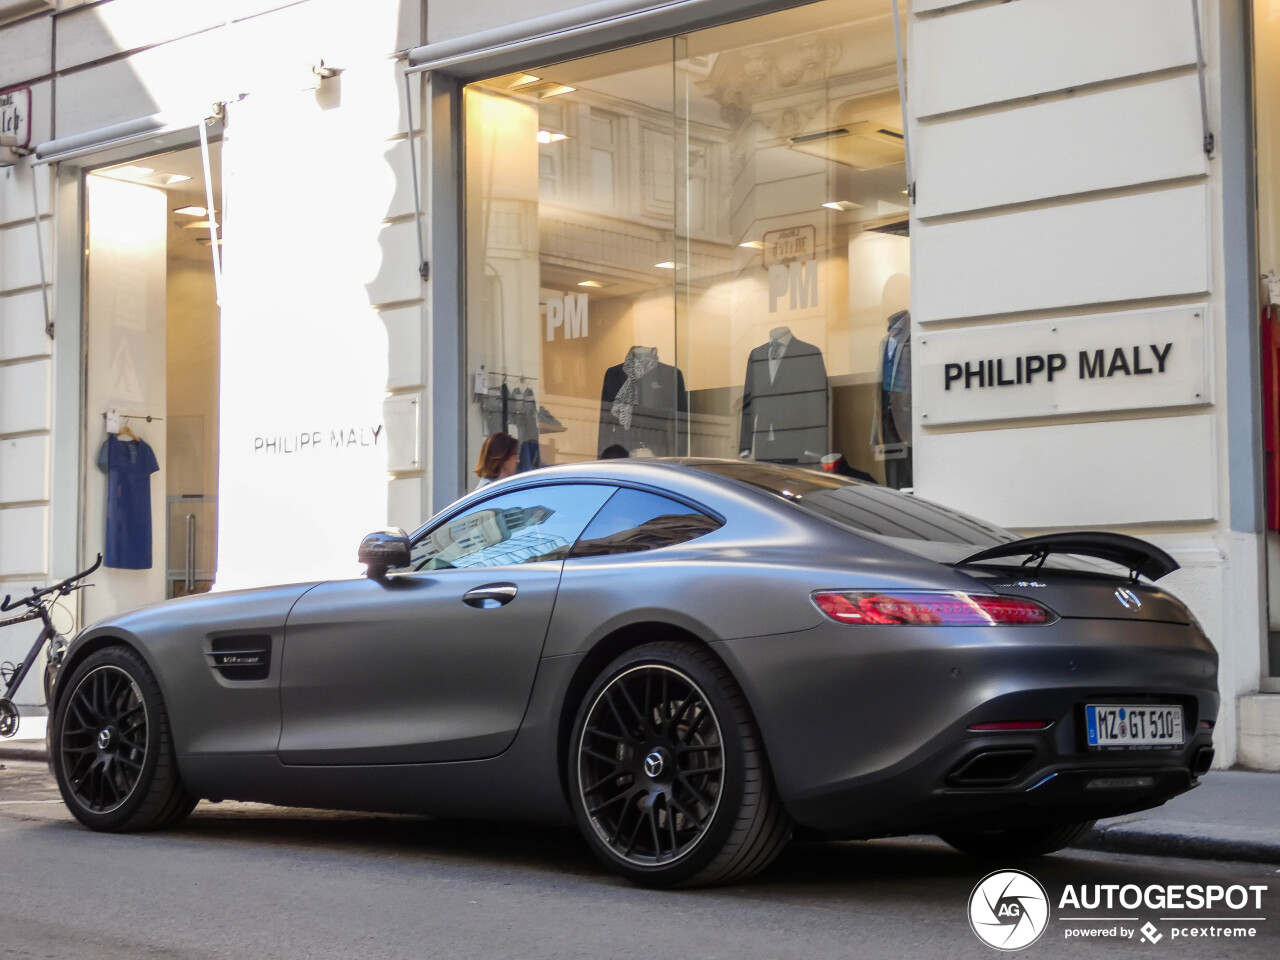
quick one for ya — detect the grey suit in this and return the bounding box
[739,337,828,462]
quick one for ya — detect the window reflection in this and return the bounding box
[410,485,614,570]
[570,488,722,557]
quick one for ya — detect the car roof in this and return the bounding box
[418,458,820,539]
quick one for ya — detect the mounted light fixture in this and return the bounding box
[537,130,569,144]
[311,59,343,81]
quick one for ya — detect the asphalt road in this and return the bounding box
[2,759,1278,960]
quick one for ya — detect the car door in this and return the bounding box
[277,482,615,765]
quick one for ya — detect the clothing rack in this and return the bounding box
[101,412,164,423]
[489,372,539,383]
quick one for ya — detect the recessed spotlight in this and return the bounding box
[510,74,542,89]
[150,173,191,185]
[537,130,569,144]
[182,220,218,230]
[174,205,209,216]
[578,280,606,288]
[739,240,765,250]
[822,200,862,212]
[654,261,678,269]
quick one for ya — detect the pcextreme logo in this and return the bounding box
[968,870,1050,951]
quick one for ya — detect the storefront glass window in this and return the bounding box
[463,0,909,487]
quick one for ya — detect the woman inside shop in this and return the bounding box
[474,432,521,489]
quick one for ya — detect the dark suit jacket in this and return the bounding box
[740,337,828,462]
[598,361,689,457]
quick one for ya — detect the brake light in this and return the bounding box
[811,591,1055,626]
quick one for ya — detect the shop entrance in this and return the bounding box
[81,143,221,624]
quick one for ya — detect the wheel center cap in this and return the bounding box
[97,728,113,750]
[643,750,665,779]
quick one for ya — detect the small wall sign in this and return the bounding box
[0,85,31,150]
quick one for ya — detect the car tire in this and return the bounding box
[50,645,197,832]
[938,820,1096,858]
[567,640,791,888]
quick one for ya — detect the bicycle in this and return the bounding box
[0,554,101,739]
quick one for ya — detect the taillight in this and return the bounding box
[811,591,1056,626]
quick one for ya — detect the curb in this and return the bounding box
[0,742,47,763]
[1077,824,1280,866]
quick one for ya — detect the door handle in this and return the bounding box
[462,583,518,609]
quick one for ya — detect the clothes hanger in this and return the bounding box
[117,423,140,442]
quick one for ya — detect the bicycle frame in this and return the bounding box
[0,605,57,738]
[0,554,102,739]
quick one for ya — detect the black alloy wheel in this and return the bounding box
[568,641,791,888]
[51,646,196,832]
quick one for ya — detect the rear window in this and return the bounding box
[690,461,1015,548]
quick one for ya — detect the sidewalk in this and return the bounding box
[4,726,1279,864]
[1077,768,1280,864]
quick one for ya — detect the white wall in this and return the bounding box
[909,0,1259,765]
[0,0,427,632]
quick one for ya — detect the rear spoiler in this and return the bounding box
[956,532,1179,582]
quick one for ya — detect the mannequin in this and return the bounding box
[599,346,689,456]
[739,326,828,462]
[873,309,912,488]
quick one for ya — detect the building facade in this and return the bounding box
[1,0,1278,767]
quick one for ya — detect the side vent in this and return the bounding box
[207,635,271,681]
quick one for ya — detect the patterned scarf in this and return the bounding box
[611,347,659,429]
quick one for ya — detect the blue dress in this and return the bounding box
[98,435,160,569]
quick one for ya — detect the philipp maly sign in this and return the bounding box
[917,307,1210,427]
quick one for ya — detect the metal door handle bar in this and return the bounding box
[462,583,518,608]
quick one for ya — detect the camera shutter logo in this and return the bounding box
[968,869,1050,950]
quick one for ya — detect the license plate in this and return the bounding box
[1086,704,1184,748]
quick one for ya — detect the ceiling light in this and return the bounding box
[173,205,208,216]
[739,240,765,250]
[577,280,607,288]
[510,74,542,89]
[182,220,218,230]
[100,165,155,181]
[195,237,223,246]
[539,84,575,98]
[149,173,191,185]
[654,261,685,270]
[537,130,569,144]
[823,200,862,212]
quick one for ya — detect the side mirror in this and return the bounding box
[358,528,410,579]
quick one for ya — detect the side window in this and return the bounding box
[410,484,614,571]
[568,488,721,558]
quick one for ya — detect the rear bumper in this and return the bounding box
[714,618,1218,835]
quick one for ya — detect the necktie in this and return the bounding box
[769,340,784,361]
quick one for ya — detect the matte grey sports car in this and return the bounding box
[45,459,1217,888]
